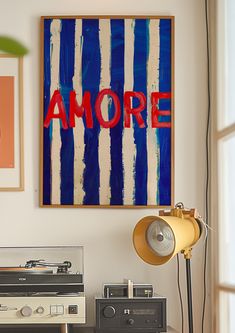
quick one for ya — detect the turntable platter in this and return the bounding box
[0,267,53,274]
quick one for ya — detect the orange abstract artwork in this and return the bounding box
[0,76,14,168]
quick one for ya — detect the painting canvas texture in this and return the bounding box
[42,17,173,207]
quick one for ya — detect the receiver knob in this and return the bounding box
[20,306,33,317]
[103,306,116,318]
[127,318,135,325]
[36,306,44,314]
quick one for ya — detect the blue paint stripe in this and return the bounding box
[158,19,172,205]
[82,19,101,205]
[59,19,75,204]
[43,19,52,205]
[110,19,125,205]
[133,19,148,205]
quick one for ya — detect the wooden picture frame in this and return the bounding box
[40,16,174,208]
[0,54,24,191]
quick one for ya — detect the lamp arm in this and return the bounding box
[182,247,192,260]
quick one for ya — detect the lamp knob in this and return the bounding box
[103,306,116,318]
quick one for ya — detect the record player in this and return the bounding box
[0,246,85,325]
[0,259,83,294]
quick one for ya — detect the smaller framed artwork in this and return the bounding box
[0,54,24,191]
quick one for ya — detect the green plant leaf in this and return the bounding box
[0,36,28,56]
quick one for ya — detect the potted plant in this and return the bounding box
[0,36,28,56]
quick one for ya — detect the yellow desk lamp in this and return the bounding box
[133,203,202,333]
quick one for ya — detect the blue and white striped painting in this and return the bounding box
[42,17,173,207]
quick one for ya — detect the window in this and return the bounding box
[213,0,235,332]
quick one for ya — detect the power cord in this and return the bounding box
[202,0,211,331]
[175,0,211,329]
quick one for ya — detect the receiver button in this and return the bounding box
[56,305,64,315]
[68,305,78,314]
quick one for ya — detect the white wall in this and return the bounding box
[0,0,209,332]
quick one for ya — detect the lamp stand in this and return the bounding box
[186,258,193,333]
[183,248,194,333]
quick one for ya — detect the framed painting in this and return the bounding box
[40,16,174,207]
[0,54,24,191]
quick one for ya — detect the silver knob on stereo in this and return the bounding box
[20,306,33,317]
[36,306,44,314]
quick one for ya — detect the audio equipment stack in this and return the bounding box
[95,280,166,333]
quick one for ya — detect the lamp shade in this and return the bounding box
[133,208,201,265]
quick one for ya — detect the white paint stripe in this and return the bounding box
[73,19,85,204]
[147,19,160,205]
[50,19,62,205]
[123,19,136,205]
[98,19,111,204]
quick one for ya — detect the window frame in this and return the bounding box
[211,0,235,332]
